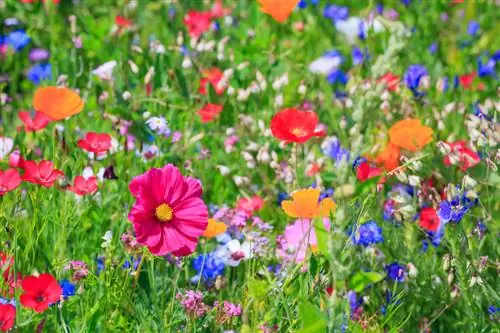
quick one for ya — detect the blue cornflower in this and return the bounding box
[323,5,348,23]
[385,262,406,282]
[467,20,480,36]
[298,0,318,8]
[27,63,52,85]
[192,251,225,284]
[327,69,349,85]
[477,55,497,78]
[438,189,478,224]
[321,136,350,165]
[123,256,142,271]
[347,291,363,318]
[488,306,499,315]
[60,280,76,300]
[351,221,384,247]
[6,30,30,51]
[376,3,384,14]
[352,47,364,65]
[404,64,428,95]
[277,192,289,206]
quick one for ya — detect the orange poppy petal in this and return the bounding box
[291,188,320,218]
[203,219,227,238]
[282,199,300,218]
[33,86,84,120]
[257,0,299,22]
[318,198,336,218]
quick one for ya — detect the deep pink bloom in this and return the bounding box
[68,176,98,196]
[236,195,264,217]
[184,11,213,38]
[21,160,64,187]
[77,132,112,154]
[128,164,209,256]
[18,111,51,132]
[0,169,22,196]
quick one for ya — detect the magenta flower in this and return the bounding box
[128,164,208,256]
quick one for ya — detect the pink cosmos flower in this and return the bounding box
[278,218,329,263]
[128,164,208,256]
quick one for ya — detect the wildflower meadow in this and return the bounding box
[0,0,499,332]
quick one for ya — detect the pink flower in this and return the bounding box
[18,111,51,132]
[0,168,22,196]
[68,176,98,196]
[21,160,64,187]
[278,219,329,263]
[128,164,208,256]
[236,195,264,217]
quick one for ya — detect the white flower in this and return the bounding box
[308,53,342,74]
[101,231,113,248]
[222,239,253,266]
[217,165,230,176]
[146,116,169,135]
[0,137,13,160]
[92,61,117,81]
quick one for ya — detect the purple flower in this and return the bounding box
[323,5,349,23]
[385,262,406,282]
[327,69,349,85]
[29,48,50,62]
[428,42,438,54]
[6,30,30,52]
[27,63,52,85]
[477,55,497,78]
[352,47,364,65]
[321,136,350,164]
[404,64,428,95]
[351,221,384,247]
[468,20,480,36]
[177,291,208,317]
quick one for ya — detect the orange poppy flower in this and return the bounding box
[388,118,433,152]
[202,219,227,238]
[33,86,84,121]
[281,188,336,219]
[257,0,299,23]
[375,143,401,171]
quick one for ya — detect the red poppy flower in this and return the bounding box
[184,10,213,38]
[68,176,98,196]
[18,111,51,132]
[115,15,132,28]
[237,195,264,216]
[199,68,225,95]
[419,207,440,232]
[270,108,325,144]
[20,273,62,313]
[356,161,382,182]
[0,169,21,196]
[21,160,64,187]
[443,140,480,171]
[77,132,112,154]
[197,103,223,123]
[378,72,400,91]
[0,304,15,332]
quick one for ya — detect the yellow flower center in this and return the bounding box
[155,203,173,222]
[292,127,306,137]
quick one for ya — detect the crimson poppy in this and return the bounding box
[443,141,480,171]
[419,207,440,232]
[68,176,98,196]
[77,132,112,154]
[270,108,325,144]
[184,10,213,38]
[18,111,51,132]
[0,169,21,196]
[20,273,62,313]
[0,303,15,332]
[197,103,223,123]
[115,15,132,28]
[199,68,225,95]
[356,161,382,182]
[21,160,64,187]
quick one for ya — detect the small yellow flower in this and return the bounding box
[281,188,336,218]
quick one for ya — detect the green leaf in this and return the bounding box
[174,67,190,99]
[298,302,327,333]
[355,176,380,196]
[313,219,329,255]
[248,278,269,301]
[349,271,386,293]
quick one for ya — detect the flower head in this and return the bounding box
[21,160,64,187]
[443,141,480,171]
[257,0,299,22]
[33,86,84,120]
[385,262,406,282]
[197,103,223,123]
[281,188,336,218]
[0,303,15,331]
[278,218,327,263]
[378,72,400,91]
[419,207,440,232]
[404,64,428,95]
[375,143,400,171]
[128,164,208,256]
[18,111,51,132]
[389,118,433,152]
[77,132,112,154]
[0,169,21,196]
[192,251,225,283]
[20,273,62,313]
[351,220,384,246]
[27,63,52,85]
[184,11,213,38]
[271,108,325,144]
[203,219,227,238]
[68,176,98,196]
[199,68,225,95]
